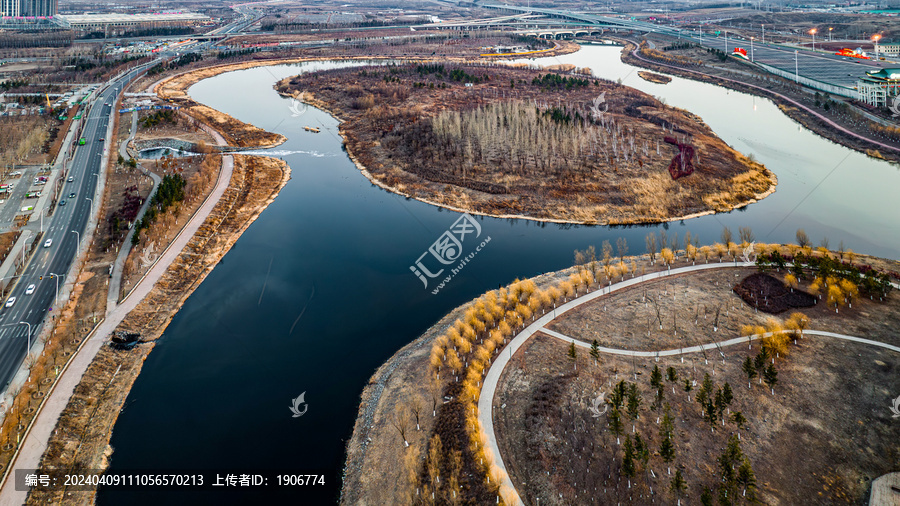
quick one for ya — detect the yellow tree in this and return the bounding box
[617,260,628,281]
[686,243,698,264]
[826,284,844,313]
[785,312,809,342]
[783,273,798,292]
[660,247,675,268]
[839,279,858,308]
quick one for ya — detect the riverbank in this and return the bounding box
[279,63,776,225]
[344,246,897,504]
[26,153,289,505]
[618,38,900,163]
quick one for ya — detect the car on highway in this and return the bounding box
[25,284,35,295]
[68,192,75,198]
[67,176,74,183]
[99,137,105,142]
[43,238,52,248]
[10,171,21,176]
[5,296,15,308]
[59,200,66,206]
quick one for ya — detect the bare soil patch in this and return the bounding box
[734,272,816,314]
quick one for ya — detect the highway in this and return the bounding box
[0,63,153,390]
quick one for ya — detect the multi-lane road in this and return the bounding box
[0,64,153,389]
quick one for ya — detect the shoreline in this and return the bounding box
[287,80,777,227]
[17,56,296,504]
[617,38,900,162]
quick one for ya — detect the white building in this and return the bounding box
[857,68,900,107]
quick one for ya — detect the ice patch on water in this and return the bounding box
[231,150,332,157]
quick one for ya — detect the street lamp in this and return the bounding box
[750,37,755,61]
[18,321,31,354]
[49,272,62,307]
[809,28,817,51]
[873,34,882,60]
[829,27,833,42]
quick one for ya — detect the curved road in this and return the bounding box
[478,262,899,505]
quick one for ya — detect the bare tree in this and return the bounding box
[391,404,412,447]
[795,228,810,248]
[616,237,628,261]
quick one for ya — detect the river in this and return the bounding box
[98,46,900,504]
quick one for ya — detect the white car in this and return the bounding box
[5,296,15,308]
[43,238,52,248]
[25,284,35,295]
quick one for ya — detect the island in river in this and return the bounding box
[277,62,776,225]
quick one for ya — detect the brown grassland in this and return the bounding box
[278,63,776,224]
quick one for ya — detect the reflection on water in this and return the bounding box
[100,46,899,506]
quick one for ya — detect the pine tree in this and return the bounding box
[666,366,678,383]
[670,469,687,503]
[590,339,600,365]
[622,435,636,478]
[722,382,734,407]
[608,407,624,442]
[737,458,757,500]
[568,340,577,363]
[742,356,757,387]
[626,382,642,420]
[650,364,663,390]
[764,363,778,393]
[700,486,714,506]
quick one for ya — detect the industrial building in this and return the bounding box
[58,12,210,32]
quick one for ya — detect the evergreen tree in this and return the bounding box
[670,469,687,502]
[590,339,600,364]
[626,382,642,420]
[622,435,636,478]
[666,366,678,383]
[764,364,778,392]
[568,340,577,362]
[722,382,734,407]
[700,486,714,506]
[608,407,624,442]
[611,380,627,410]
[651,364,663,390]
[737,458,757,501]
[742,356,757,387]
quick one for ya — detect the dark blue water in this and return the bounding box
[98,49,900,505]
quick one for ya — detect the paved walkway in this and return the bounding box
[478,261,899,505]
[107,111,161,312]
[0,126,234,505]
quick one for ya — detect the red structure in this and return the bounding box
[663,136,695,180]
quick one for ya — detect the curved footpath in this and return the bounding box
[107,110,162,312]
[478,262,900,505]
[0,131,235,504]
